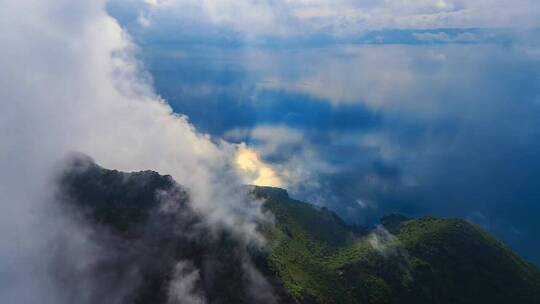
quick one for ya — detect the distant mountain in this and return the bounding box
[58,156,540,304]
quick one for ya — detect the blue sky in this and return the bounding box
[107,0,540,264]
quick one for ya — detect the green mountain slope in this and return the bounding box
[59,158,540,304]
[254,186,540,304]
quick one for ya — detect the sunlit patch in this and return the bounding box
[236,144,283,187]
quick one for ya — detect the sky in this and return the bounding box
[105,0,540,265]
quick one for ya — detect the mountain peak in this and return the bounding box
[249,185,290,200]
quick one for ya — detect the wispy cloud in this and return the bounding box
[109,0,540,43]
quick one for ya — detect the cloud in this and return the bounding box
[151,41,540,265]
[412,31,481,43]
[368,226,403,258]
[108,0,540,43]
[167,261,206,304]
[255,44,540,264]
[254,46,418,106]
[236,144,284,187]
[0,0,274,302]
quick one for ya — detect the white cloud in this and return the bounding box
[111,0,540,40]
[167,261,206,304]
[236,143,284,187]
[413,31,482,43]
[0,0,271,302]
[256,46,418,107]
[244,125,338,205]
[251,125,304,156]
[137,12,151,27]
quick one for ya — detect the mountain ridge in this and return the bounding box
[57,157,540,303]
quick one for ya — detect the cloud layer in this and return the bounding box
[108,0,540,43]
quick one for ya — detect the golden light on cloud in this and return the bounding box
[236,144,283,187]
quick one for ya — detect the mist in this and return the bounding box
[0,1,272,303]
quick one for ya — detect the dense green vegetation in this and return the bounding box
[60,156,178,233]
[254,186,540,304]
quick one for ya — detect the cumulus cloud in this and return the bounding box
[0,0,273,302]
